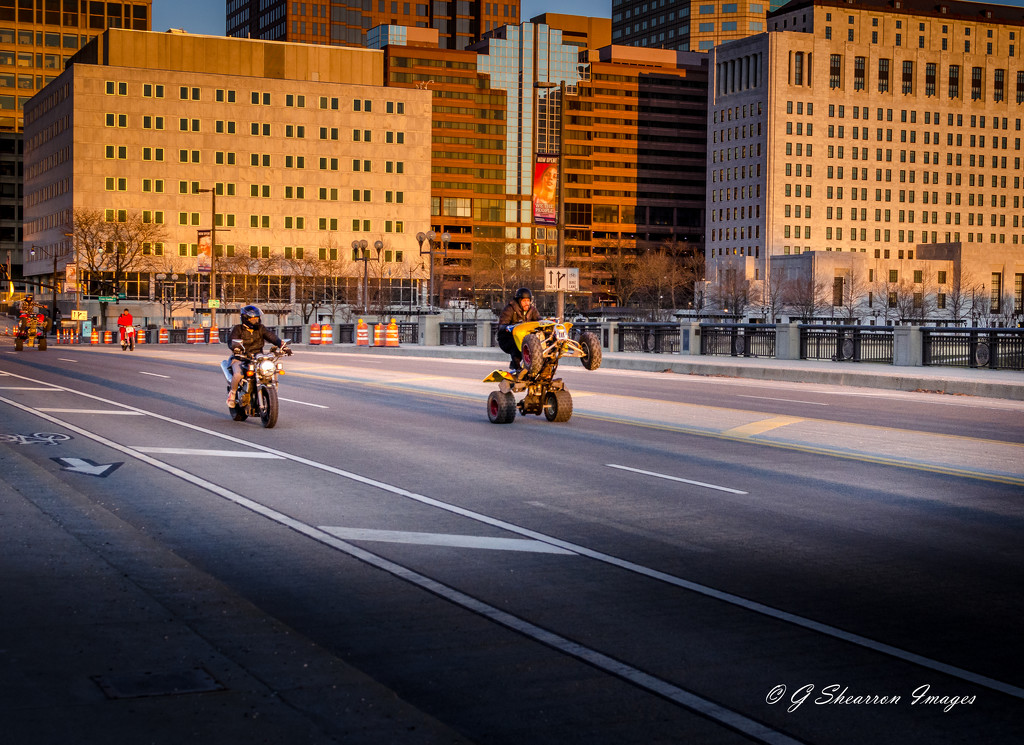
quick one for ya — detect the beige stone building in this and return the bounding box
[706,0,1024,322]
[23,28,432,324]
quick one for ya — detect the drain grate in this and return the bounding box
[92,667,225,699]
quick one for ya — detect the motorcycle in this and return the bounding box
[14,311,48,352]
[120,325,136,351]
[483,319,601,424]
[220,342,291,428]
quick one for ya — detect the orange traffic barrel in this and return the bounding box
[90,328,99,344]
[309,324,321,345]
[136,327,145,344]
[373,322,385,346]
[320,324,333,345]
[356,319,368,346]
[208,321,218,344]
[158,327,169,344]
[385,319,399,347]
[103,330,113,344]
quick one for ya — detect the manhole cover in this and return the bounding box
[92,667,224,699]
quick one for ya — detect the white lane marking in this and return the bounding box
[606,464,748,495]
[738,394,829,406]
[2,370,1022,704]
[139,371,170,378]
[37,408,144,415]
[132,447,284,458]
[278,396,328,409]
[0,388,800,745]
[319,526,577,554]
[0,386,61,391]
[58,358,78,363]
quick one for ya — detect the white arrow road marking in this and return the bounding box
[38,408,144,415]
[606,464,748,495]
[52,457,122,477]
[319,527,576,554]
[131,447,284,459]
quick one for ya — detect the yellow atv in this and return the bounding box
[483,319,601,424]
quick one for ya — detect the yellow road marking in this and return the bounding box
[724,415,804,438]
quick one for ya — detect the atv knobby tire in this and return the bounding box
[521,333,544,378]
[543,389,573,422]
[38,336,47,351]
[579,331,601,370]
[14,336,23,351]
[487,390,517,424]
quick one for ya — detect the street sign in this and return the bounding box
[71,310,87,321]
[544,267,579,292]
[98,295,115,302]
[116,292,126,300]
[208,299,220,308]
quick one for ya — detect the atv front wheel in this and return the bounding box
[487,390,516,424]
[579,331,601,370]
[521,334,544,378]
[37,336,46,351]
[14,336,23,351]
[543,389,573,422]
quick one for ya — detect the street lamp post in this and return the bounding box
[415,231,450,310]
[352,239,383,315]
[408,262,423,314]
[198,187,218,317]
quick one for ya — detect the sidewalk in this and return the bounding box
[318,343,1024,401]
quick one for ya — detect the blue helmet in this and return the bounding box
[241,305,262,325]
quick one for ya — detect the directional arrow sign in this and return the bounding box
[51,457,122,477]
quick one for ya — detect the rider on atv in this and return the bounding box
[496,287,540,374]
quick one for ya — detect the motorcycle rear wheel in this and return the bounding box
[543,389,573,422]
[258,385,279,429]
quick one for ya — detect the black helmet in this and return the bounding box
[240,304,262,324]
[514,287,532,301]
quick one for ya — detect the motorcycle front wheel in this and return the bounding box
[258,384,279,429]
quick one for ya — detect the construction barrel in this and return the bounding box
[356,319,368,346]
[158,327,169,344]
[90,328,99,344]
[309,324,321,345]
[385,318,399,347]
[373,322,385,346]
[103,330,113,344]
[320,324,333,345]
[208,322,218,344]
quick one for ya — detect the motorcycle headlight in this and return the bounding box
[257,359,276,376]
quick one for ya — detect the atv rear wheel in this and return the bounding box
[38,336,46,351]
[543,389,573,422]
[487,390,516,424]
[521,334,544,378]
[579,331,601,370]
[14,336,23,351]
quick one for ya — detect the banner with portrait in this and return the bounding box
[197,230,212,273]
[533,155,558,226]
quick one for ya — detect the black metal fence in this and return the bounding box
[617,323,680,353]
[699,323,776,358]
[440,322,477,346]
[922,327,1024,370]
[800,325,894,363]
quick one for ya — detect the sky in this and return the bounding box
[152,1,610,36]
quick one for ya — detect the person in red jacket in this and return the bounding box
[117,308,134,345]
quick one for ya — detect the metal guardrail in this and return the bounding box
[800,325,894,363]
[699,323,776,358]
[617,323,680,353]
[440,322,476,346]
[922,327,1024,370]
[397,322,418,344]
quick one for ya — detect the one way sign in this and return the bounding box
[544,266,579,292]
[51,457,122,477]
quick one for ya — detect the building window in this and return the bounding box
[948,65,960,98]
[971,66,983,100]
[902,61,913,95]
[854,56,865,91]
[925,63,936,97]
[878,59,889,93]
[994,69,1005,102]
[830,54,842,89]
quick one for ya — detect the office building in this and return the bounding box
[227,0,518,51]
[705,0,1024,320]
[1,0,151,297]
[612,0,785,52]
[23,29,431,324]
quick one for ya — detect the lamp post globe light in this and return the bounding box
[416,231,450,311]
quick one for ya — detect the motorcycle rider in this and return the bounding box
[117,308,134,346]
[496,287,540,373]
[225,305,290,407]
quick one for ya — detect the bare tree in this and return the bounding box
[943,267,984,326]
[709,264,751,319]
[835,266,872,323]
[785,273,829,323]
[67,208,167,327]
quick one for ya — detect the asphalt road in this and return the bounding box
[2,345,1022,745]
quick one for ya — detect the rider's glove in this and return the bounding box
[231,345,243,355]
[284,347,293,356]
